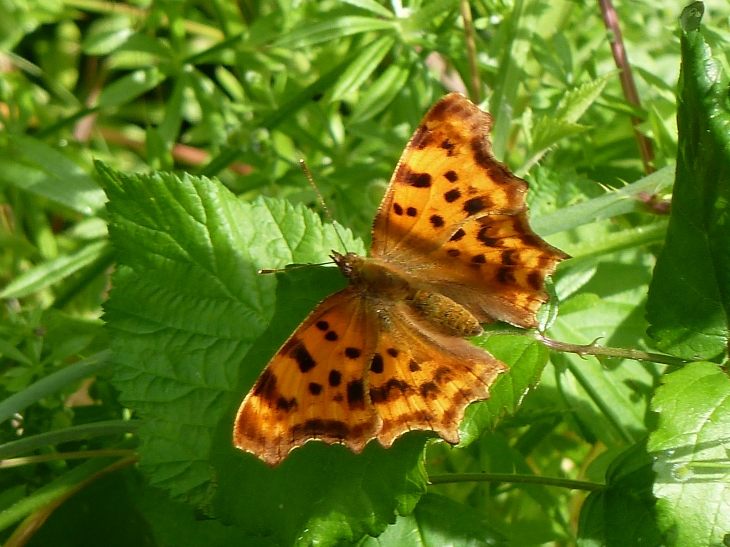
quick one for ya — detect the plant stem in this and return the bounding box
[428,472,605,491]
[598,0,655,173]
[534,334,688,367]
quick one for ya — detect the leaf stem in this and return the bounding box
[533,333,689,367]
[428,472,605,491]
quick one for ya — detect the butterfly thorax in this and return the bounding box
[331,250,482,338]
[332,251,410,298]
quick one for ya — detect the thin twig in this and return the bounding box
[598,0,655,173]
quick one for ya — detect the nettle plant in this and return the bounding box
[1,1,729,546]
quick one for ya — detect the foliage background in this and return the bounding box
[1,0,730,546]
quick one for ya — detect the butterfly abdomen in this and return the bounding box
[408,290,483,337]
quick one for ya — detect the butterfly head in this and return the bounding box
[331,250,365,282]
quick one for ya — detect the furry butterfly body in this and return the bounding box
[234,93,569,467]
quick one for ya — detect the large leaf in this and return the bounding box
[648,362,730,547]
[646,2,730,360]
[101,161,361,502]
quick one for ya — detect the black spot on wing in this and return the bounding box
[277,396,297,411]
[497,266,516,284]
[369,379,411,403]
[463,196,489,216]
[309,382,323,395]
[527,271,543,291]
[444,170,458,182]
[285,339,316,373]
[419,382,438,398]
[399,166,432,188]
[444,189,461,203]
[345,347,361,359]
[329,370,342,387]
[430,215,445,228]
[502,249,518,265]
[347,379,366,408]
[394,203,403,215]
[316,321,329,331]
[406,207,417,217]
[370,354,384,374]
[477,227,498,247]
[450,228,466,242]
[440,139,455,156]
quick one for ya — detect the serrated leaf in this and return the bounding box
[648,362,730,547]
[646,10,730,360]
[101,162,361,505]
[460,335,550,445]
[578,441,663,547]
[525,77,610,171]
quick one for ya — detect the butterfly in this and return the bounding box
[234,93,569,467]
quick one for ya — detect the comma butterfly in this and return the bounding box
[234,93,569,466]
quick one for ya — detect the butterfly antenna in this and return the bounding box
[259,260,334,275]
[299,159,349,253]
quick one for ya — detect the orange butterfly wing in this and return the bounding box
[234,93,569,466]
[234,287,381,466]
[366,302,507,448]
[371,93,569,328]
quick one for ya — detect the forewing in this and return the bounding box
[233,287,381,466]
[371,93,568,328]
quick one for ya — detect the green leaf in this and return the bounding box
[648,362,730,547]
[578,441,663,547]
[360,493,508,546]
[96,67,167,109]
[330,35,396,102]
[460,335,550,445]
[274,16,396,49]
[0,135,107,215]
[101,162,359,504]
[646,8,730,360]
[524,76,610,173]
[340,0,394,19]
[530,164,674,237]
[349,64,411,123]
[0,240,109,299]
